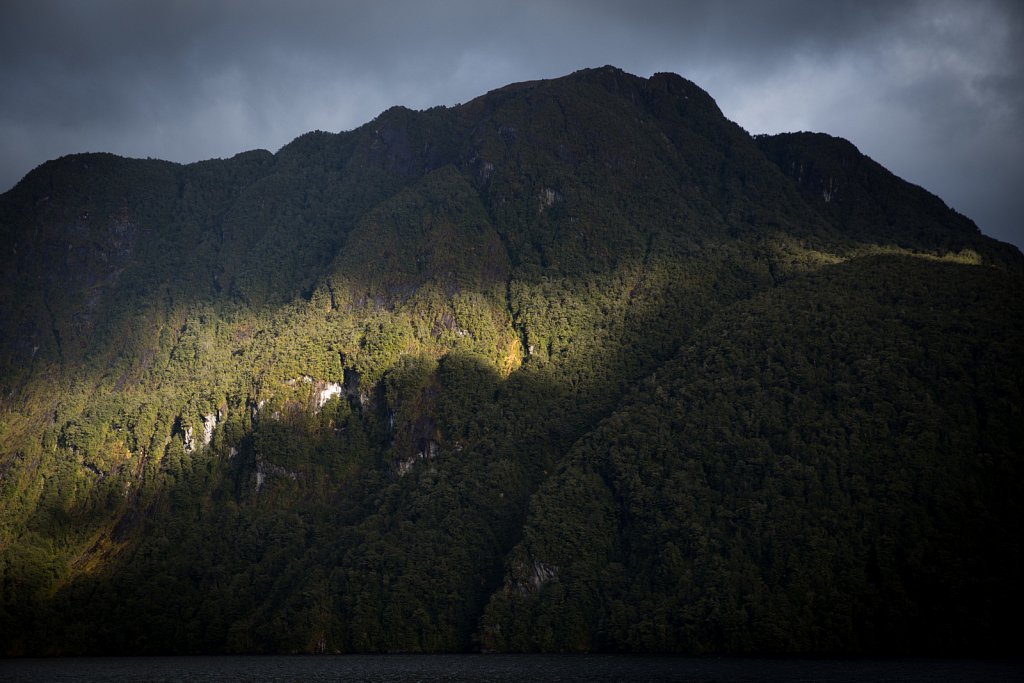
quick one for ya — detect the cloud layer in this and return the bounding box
[2,0,1021,248]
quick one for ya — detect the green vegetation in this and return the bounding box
[0,66,1021,656]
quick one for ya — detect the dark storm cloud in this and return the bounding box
[2,0,1021,249]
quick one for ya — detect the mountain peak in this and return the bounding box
[0,66,1021,658]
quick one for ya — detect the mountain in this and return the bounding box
[0,66,1021,656]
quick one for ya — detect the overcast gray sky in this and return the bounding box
[2,0,1021,249]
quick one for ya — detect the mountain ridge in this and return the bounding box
[0,66,1021,655]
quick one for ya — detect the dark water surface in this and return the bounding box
[1,655,1020,682]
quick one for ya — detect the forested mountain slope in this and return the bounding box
[0,66,1020,655]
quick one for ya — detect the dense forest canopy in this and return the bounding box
[0,66,1021,655]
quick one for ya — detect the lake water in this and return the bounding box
[0,655,1020,682]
